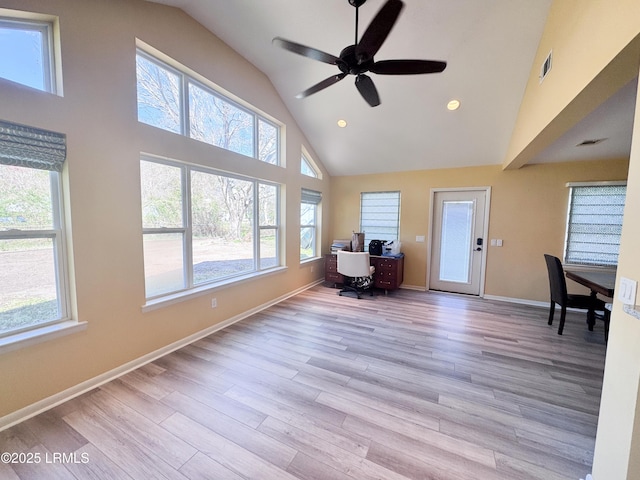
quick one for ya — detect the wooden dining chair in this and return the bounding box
[543,254,608,338]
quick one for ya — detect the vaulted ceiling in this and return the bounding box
[147,0,635,176]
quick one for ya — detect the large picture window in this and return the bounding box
[360,191,401,249]
[564,182,626,267]
[0,17,56,93]
[0,121,69,338]
[141,157,281,299]
[136,49,280,165]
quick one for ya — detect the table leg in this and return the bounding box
[587,290,597,331]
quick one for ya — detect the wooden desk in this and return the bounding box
[324,253,404,292]
[565,269,616,331]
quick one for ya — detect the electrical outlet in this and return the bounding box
[618,277,637,305]
[416,235,425,243]
[211,298,217,308]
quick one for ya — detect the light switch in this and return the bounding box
[490,239,497,246]
[496,239,503,247]
[619,277,638,305]
[416,235,425,243]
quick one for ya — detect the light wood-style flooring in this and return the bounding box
[0,286,607,480]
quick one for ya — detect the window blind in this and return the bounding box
[565,184,626,266]
[360,191,400,247]
[0,119,66,171]
[301,188,322,204]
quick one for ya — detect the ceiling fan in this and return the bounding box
[272,0,447,107]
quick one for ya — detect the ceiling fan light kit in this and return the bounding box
[272,0,447,107]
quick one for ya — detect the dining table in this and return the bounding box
[565,269,616,331]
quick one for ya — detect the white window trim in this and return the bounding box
[136,47,281,166]
[141,155,282,303]
[563,180,627,268]
[0,170,73,347]
[301,147,322,179]
[0,16,57,93]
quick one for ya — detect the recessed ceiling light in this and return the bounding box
[337,119,348,128]
[447,99,460,111]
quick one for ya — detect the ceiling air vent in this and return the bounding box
[539,50,552,83]
[576,138,607,147]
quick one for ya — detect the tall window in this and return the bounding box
[565,182,626,267]
[0,18,55,93]
[300,189,321,260]
[141,157,280,299]
[136,50,280,165]
[360,191,401,249]
[0,121,68,337]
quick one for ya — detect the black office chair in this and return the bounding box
[544,254,609,340]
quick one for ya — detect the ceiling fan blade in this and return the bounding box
[296,73,347,99]
[370,59,447,75]
[355,74,380,107]
[272,37,339,65]
[356,0,404,62]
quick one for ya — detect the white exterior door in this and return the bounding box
[429,189,489,295]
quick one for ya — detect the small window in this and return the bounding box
[141,157,281,299]
[0,18,55,92]
[301,189,322,260]
[0,121,69,338]
[136,52,183,134]
[360,191,401,250]
[564,183,626,267]
[301,151,319,178]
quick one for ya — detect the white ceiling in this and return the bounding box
[147,0,635,176]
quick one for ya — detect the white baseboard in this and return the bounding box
[399,284,427,291]
[483,294,549,308]
[0,279,323,432]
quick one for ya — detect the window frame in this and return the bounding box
[0,167,71,340]
[301,150,320,179]
[360,191,401,250]
[140,156,282,302]
[563,181,626,268]
[300,189,321,261]
[0,17,56,93]
[136,48,281,165]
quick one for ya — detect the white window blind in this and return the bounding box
[360,191,400,248]
[565,183,626,266]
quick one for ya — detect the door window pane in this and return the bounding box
[439,201,473,283]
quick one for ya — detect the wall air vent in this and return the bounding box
[576,138,607,147]
[539,50,552,83]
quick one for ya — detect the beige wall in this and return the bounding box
[0,0,328,418]
[504,0,640,169]
[330,158,629,301]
